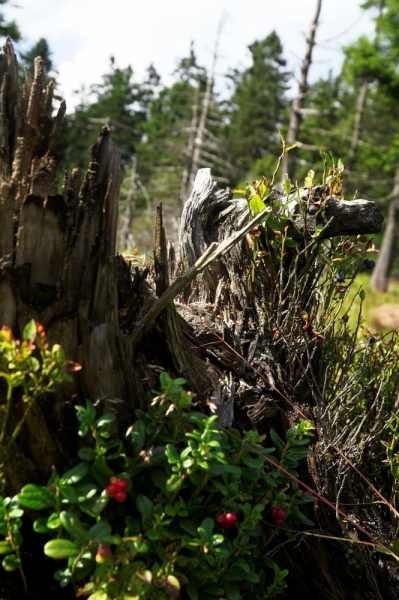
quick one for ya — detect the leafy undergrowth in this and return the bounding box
[0,363,315,600]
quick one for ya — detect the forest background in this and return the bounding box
[3,0,399,271]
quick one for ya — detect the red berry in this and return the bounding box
[106,484,118,497]
[275,508,286,520]
[109,476,118,485]
[219,521,231,530]
[216,514,226,524]
[95,545,112,564]
[115,490,127,503]
[116,479,129,492]
[271,507,279,517]
[273,517,284,527]
[224,512,237,525]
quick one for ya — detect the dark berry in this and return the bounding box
[224,512,237,525]
[334,273,344,283]
[115,491,127,503]
[106,484,118,497]
[308,205,317,216]
[367,336,377,345]
[366,260,375,270]
[116,479,129,493]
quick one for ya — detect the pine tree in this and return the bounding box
[59,58,157,171]
[226,31,290,177]
[0,0,21,41]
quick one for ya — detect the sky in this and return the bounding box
[5,0,376,113]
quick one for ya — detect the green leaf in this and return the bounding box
[53,567,72,587]
[7,508,23,519]
[224,566,246,582]
[23,319,37,341]
[179,519,198,537]
[219,464,242,475]
[0,541,13,555]
[18,484,54,510]
[241,456,264,469]
[166,474,182,493]
[92,493,109,516]
[207,464,225,475]
[61,462,89,485]
[249,194,266,215]
[2,553,21,571]
[165,444,180,464]
[223,581,242,600]
[44,539,80,559]
[186,584,199,600]
[73,555,95,581]
[130,419,146,449]
[91,456,114,487]
[135,495,153,515]
[304,169,314,188]
[47,512,62,529]
[75,482,98,502]
[59,484,79,504]
[77,447,95,462]
[199,517,214,539]
[33,516,51,534]
[270,430,285,453]
[201,583,224,595]
[88,521,112,541]
[96,413,116,428]
[59,511,90,543]
[165,504,176,516]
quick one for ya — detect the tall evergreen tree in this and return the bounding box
[226,31,290,176]
[19,38,54,79]
[0,0,21,42]
[59,58,158,171]
[137,45,230,205]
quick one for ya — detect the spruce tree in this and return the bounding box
[226,31,290,176]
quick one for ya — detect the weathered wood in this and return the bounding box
[153,203,214,397]
[0,39,146,489]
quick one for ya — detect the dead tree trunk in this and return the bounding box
[281,0,323,181]
[370,167,399,291]
[346,79,368,172]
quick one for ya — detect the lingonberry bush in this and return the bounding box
[0,368,315,599]
[2,157,399,599]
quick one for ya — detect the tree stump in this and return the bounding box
[0,38,396,599]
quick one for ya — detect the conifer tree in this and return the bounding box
[226,31,290,176]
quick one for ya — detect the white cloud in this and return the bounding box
[5,0,376,112]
